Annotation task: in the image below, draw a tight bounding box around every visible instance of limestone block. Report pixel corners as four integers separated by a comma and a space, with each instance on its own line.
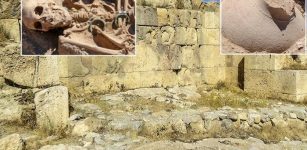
3, 55, 36, 87
199, 45, 225, 68
81, 71, 179, 94
296, 71, 307, 95
225, 66, 245, 88
244, 55, 289, 70
1, 44, 59, 87
204, 11, 220, 29
0, 98, 23, 123
140, 70, 178, 88
161, 26, 175, 45
136, 26, 159, 44
178, 68, 203, 86
186, 28, 198, 45
0, 19, 20, 42
201, 67, 226, 85
157, 8, 169, 26
0, 0, 20, 19
191, 0, 202, 9
175, 27, 197, 45
168, 9, 180, 27
176, 0, 192, 9
168, 44, 182, 70
0, 134, 24, 150
225, 56, 245, 67
244, 69, 276, 94
57, 57, 90, 78
34, 86, 69, 133
37, 57, 60, 87
273, 71, 297, 94
116, 43, 170, 73
244, 69, 307, 102
181, 46, 200, 69
178, 9, 190, 27
190, 10, 201, 28
198, 28, 220, 45
136, 6, 158, 26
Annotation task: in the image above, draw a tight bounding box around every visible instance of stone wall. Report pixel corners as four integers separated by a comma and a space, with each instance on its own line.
0, 19, 19, 42
0, 1, 306, 102
58, 5, 224, 93
244, 56, 307, 102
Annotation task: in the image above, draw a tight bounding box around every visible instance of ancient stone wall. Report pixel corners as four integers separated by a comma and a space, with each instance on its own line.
58, 4, 224, 93
244, 55, 307, 102
0, 0, 306, 102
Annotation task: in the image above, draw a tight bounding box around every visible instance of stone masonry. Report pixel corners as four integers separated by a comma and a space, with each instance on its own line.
0, 1, 306, 102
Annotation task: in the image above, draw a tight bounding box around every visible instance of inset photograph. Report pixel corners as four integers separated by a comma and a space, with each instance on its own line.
22, 0, 135, 55
221, 0, 305, 54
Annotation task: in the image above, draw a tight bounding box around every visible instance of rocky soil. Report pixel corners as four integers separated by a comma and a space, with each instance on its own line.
1, 77, 307, 150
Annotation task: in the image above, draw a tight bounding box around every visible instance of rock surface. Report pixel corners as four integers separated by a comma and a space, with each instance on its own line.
34, 86, 69, 133
0, 134, 24, 150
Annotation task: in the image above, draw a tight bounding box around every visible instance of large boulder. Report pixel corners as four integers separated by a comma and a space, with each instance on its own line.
34, 86, 69, 134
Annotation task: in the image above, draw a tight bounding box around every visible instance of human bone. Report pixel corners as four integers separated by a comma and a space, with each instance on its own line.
22, 0, 72, 31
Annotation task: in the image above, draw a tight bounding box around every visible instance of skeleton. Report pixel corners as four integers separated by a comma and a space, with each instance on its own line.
22, 0, 72, 31
59, 0, 135, 55
22, 0, 135, 55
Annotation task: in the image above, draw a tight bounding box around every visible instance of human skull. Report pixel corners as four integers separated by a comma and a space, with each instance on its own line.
23, 0, 72, 31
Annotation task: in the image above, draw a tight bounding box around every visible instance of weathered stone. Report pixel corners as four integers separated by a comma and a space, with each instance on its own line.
136, 6, 158, 26
198, 28, 220, 45
37, 57, 60, 86
108, 114, 143, 132
287, 119, 306, 130
250, 114, 261, 124
170, 118, 187, 134
175, 27, 197, 45
289, 113, 297, 119
161, 26, 175, 45
34, 86, 69, 133
157, 8, 168, 26
39, 144, 86, 150
296, 111, 306, 120
0, 98, 23, 123
238, 112, 248, 121
0, 19, 20, 42
83, 132, 104, 145
221, 119, 233, 129
271, 118, 288, 128
176, 0, 192, 9
2, 54, 59, 88
73, 103, 103, 117
178, 9, 190, 27
72, 117, 105, 136
0, 134, 24, 150
189, 118, 205, 133
167, 86, 201, 101
168, 9, 180, 26
219, 113, 228, 120
142, 116, 172, 137
204, 11, 220, 29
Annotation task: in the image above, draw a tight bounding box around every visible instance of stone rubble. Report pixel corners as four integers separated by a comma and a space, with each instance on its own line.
1, 86, 307, 149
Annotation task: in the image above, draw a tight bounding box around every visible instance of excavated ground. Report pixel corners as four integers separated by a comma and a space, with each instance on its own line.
1, 79, 307, 149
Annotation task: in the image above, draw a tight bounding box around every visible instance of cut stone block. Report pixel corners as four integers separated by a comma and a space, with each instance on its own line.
34, 86, 69, 133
